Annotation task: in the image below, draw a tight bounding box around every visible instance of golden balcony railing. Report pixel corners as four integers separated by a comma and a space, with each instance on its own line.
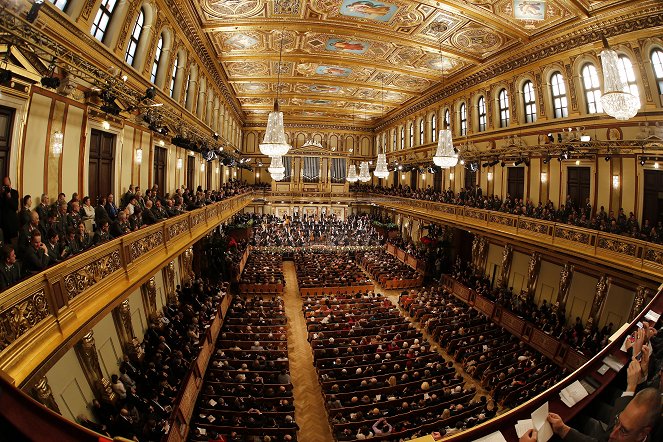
0, 192, 253, 385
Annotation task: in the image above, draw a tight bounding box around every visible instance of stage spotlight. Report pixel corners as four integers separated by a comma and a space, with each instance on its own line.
213, 132, 219, 140
640, 157, 647, 166
557, 134, 563, 143
0, 69, 12, 84
500, 161, 506, 167
27, 0, 44, 23
41, 75, 60, 89
542, 156, 550, 164
547, 133, 554, 143
604, 156, 611, 162
482, 162, 489, 168
514, 158, 523, 166
142, 86, 157, 101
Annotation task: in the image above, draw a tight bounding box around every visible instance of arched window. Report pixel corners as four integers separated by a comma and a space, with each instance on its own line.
392, 129, 396, 151
477, 96, 486, 132
151, 34, 164, 84
400, 126, 405, 149
617, 55, 639, 100
419, 119, 424, 145
581, 63, 603, 114
498, 88, 510, 127
409, 123, 414, 147
444, 109, 450, 128
431, 114, 437, 142
125, 8, 144, 66
170, 53, 180, 97
652, 49, 663, 95
50, 0, 68, 11
459, 103, 467, 136
91, 0, 118, 42
523, 81, 537, 123
550, 72, 568, 118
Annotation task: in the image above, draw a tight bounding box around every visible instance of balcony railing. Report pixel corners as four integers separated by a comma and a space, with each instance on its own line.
0, 192, 253, 385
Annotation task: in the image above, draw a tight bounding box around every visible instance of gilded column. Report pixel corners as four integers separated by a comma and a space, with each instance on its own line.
112, 300, 141, 357
75, 331, 115, 403
477, 236, 489, 275
141, 277, 158, 319
163, 261, 177, 305
526, 252, 542, 302
498, 244, 513, 288
181, 247, 194, 284
33, 376, 60, 414
556, 263, 574, 312
628, 286, 652, 322
586, 276, 611, 331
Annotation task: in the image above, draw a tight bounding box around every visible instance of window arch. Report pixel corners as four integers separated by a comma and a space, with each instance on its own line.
50, 0, 68, 11
522, 81, 537, 123
431, 114, 437, 142
400, 126, 405, 149
170, 52, 180, 97
151, 33, 164, 84
498, 88, 510, 127
125, 8, 144, 66
550, 71, 568, 118
409, 122, 414, 147
581, 63, 603, 114
617, 55, 640, 100
444, 109, 450, 128
91, 0, 117, 42
459, 103, 467, 136
419, 118, 424, 145
652, 48, 663, 95
477, 96, 486, 132
392, 129, 397, 151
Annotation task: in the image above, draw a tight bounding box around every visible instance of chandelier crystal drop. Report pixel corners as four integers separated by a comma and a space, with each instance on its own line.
268, 155, 285, 181
374, 153, 390, 179
433, 128, 457, 168
259, 100, 291, 157
347, 164, 359, 183
358, 161, 371, 182
599, 40, 640, 121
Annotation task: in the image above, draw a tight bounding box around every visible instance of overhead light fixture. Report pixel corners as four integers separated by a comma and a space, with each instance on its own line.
259, 28, 291, 158
268, 155, 285, 181
432, 48, 457, 169
347, 164, 359, 183
135, 147, 142, 164
358, 161, 371, 182
580, 135, 591, 142
51, 130, 63, 157
599, 36, 640, 120
374, 82, 390, 180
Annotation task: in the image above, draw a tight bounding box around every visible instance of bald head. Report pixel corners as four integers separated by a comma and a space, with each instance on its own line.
609, 388, 661, 442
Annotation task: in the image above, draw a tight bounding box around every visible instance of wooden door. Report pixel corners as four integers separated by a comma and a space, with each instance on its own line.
464, 169, 476, 190
153, 146, 167, 196
206, 162, 212, 190
643, 170, 663, 226
0, 105, 15, 179
507, 167, 524, 200
89, 129, 115, 202
566, 167, 590, 210
186, 156, 195, 190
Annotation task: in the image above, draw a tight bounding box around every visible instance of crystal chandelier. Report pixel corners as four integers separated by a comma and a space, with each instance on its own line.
373, 81, 390, 179
358, 161, 371, 182
347, 164, 359, 182
259, 28, 291, 157
268, 155, 285, 181
599, 37, 640, 121
432, 48, 457, 169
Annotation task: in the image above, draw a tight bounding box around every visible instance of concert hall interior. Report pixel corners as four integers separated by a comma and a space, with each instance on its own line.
0, 1, 663, 442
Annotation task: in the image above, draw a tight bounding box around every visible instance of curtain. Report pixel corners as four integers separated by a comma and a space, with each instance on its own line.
303, 157, 320, 183
283, 156, 292, 182
331, 158, 346, 183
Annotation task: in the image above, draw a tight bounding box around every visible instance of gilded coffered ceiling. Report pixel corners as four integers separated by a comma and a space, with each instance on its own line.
185, 0, 642, 125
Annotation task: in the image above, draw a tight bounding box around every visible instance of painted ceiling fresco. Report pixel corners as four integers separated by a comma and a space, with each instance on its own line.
189, 0, 610, 124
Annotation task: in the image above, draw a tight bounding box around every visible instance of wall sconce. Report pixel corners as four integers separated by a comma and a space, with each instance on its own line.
51, 131, 63, 157
655, 162, 660, 169
215, 166, 220, 174
200, 162, 205, 172
158, 139, 165, 147
612, 175, 620, 189
233, 170, 237, 177
401, 174, 405, 180
256, 172, 260, 178
135, 147, 142, 164
225, 168, 229, 175
449, 172, 454, 180
421, 174, 426, 180
540, 172, 547, 183
575, 159, 580, 165
176, 158, 183, 169
487, 172, 493, 181
101, 120, 110, 130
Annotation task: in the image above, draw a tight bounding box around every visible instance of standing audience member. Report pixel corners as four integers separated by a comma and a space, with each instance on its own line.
0, 177, 19, 247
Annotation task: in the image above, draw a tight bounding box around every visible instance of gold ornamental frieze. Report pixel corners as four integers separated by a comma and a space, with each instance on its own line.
129, 231, 165, 262
168, 219, 189, 239
0, 289, 50, 352
63, 250, 123, 300
597, 237, 638, 257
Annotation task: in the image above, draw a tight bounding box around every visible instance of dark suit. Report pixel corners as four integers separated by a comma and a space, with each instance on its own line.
0, 187, 19, 240
105, 202, 118, 221
0, 261, 22, 290
24, 245, 50, 273
565, 394, 632, 442
142, 208, 157, 225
